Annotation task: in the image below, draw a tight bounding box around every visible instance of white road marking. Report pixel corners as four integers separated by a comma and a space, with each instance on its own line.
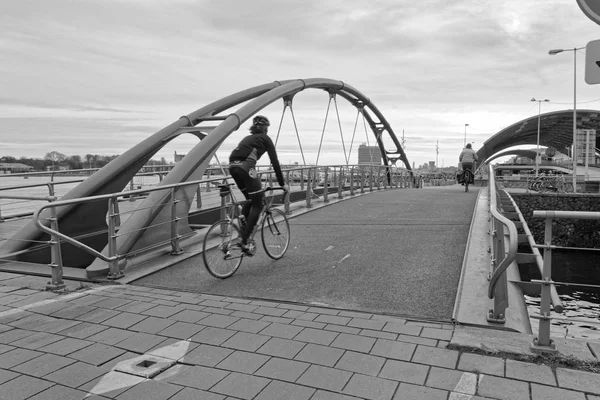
332, 254, 351, 269
325, 246, 334, 251
454, 372, 477, 394
0, 285, 111, 319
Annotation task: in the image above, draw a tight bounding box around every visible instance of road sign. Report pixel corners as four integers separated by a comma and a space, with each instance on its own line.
577, 0, 600, 26
585, 39, 600, 85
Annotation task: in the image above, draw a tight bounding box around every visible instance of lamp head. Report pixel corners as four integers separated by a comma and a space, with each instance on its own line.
548, 49, 564, 55
531, 98, 536, 102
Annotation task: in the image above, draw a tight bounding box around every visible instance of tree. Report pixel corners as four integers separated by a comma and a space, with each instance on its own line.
44, 151, 67, 170
84, 154, 94, 169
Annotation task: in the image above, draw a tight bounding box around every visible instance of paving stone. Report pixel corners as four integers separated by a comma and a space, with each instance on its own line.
170, 309, 210, 323
477, 374, 530, 400
259, 322, 303, 339
312, 390, 364, 400
0, 368, 19, 385
255, 357, 311, 382
292, 319, 326, 329
44, 361, 109, 388
101, 312, 148, 329
294, 343, 344, 367
227, 318, 271, 333
221, 331, 270, 352
306, 306, 339, 316
393, 382, 448, 400
34, 318, 81, 334
211, 371, 271, 399
325, 324, 361, 335
506, 359, 555, 385
0, 328, 36, 344
426, 367, 477, 393
197, 314, 239, 328
396, 333, 438, 347
76, 307, 121, 323
51, 304, 96, 319
78, 370, 145, 398
158, 321, 204, 339
128, 316, 175, 334
9, 314, 55, 329
342, 373, 398, 400
0, 374, 54, 400
189, 327, 235, 345
259, 315, 294, 324
37, 337, 94, 355
294, 327, 338, 345
99, 351, 139, 370
383, 321, 422, 336
255, 380, 315, 400
12, 352, 76, 377
335, 350, 386, 376
115, 332, 167, 353
87, 327, 136, 345
0, 347, 43, 368
28, 384, 88, 400
379, 359, 429, 385
168, 386, 226, 400
92, 297, 131, 310
457, 353, 505, 376
115, 301, 157, 314
411, 345, 459, 368
231, 311, 263, 320
67, 342, 126, 366
224, 303, 259, 313
530, 383, 586, 400
257, 337, 306, 359
116, 379, 183, 400
0, 343, 13, 354
57, 321, 109, 339
141, 305, 187, 318
216, 350, 270, 374
297, 364, 352, 392
556, 367, 600, 395
202, 306, 234, 316
10, 331, 64, 349
370, 338, 416, 361
314, 314, 352, 325
330, 332, 376, 353
421, 327, 454, 341
347, 317, 386, 331
165, 365, 229, 390
181, 344, 233, 367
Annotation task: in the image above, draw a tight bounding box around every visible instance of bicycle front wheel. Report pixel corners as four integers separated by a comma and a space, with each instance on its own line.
202, 220, 243, 279
261, 208, 290, 259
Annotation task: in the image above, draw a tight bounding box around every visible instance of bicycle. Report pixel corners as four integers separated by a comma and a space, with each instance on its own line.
202, 184, 290, 279
463, 168, 474, 192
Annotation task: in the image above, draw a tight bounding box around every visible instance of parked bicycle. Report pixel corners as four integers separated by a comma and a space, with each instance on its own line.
529, 174, 573, 193
202, 184, 290, 278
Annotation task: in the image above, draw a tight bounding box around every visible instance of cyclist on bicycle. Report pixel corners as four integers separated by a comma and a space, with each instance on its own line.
229, 115, 288, 253
459, 143, 478, 184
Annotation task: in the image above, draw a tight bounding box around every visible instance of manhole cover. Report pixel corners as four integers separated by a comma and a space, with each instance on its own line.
114, 355, 176, 378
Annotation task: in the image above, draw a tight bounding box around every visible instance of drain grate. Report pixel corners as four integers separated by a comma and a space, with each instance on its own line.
114, 355, 175, 379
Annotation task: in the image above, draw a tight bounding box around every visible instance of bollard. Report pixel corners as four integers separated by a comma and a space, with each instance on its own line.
107, 197, 124, 279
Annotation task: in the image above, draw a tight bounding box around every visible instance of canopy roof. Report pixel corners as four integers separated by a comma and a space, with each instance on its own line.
477, 109, 600, 164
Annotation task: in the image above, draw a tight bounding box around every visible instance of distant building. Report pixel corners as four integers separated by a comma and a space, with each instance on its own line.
358, 144, 381, 165
0, 163, 34, 174
174, 151, 186, 163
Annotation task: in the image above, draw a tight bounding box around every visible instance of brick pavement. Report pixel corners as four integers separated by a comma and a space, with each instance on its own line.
0, 273, 599, 400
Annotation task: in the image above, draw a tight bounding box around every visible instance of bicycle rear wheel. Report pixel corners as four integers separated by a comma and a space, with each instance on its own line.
261, 208, 290, 259
202, 220, 243, 279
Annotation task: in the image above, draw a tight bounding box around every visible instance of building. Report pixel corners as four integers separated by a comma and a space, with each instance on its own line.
358, 144, 381, 165
174, 151, 186, 163
0, 163, 34, 174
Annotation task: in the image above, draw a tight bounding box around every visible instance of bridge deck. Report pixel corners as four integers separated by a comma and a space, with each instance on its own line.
133, 185, 480, 321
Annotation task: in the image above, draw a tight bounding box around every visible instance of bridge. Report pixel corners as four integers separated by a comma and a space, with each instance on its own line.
0, 78, 599, 360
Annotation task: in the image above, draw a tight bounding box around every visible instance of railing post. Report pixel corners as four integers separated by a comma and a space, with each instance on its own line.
170, 188, 183, 255
107, 197, 123, 279
338, 168, 344, 199
376, 166, 382, 190
285, 170, 291, 215
196, 184, 202, 209
369, 166, 374, 192
360, 167, 365, 193
306, 169, 313, 208
46, 198, 66, 292
300, 169, 305, 191
350, 167, 355, 196
129, 180, 135, 202
531, 216, 558, 353
487, 220, 507, 324
323, 169, 329, 203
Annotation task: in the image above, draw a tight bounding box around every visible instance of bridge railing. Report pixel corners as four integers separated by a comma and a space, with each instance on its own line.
20, 164, 411, 287
486, 164, 519, 324
529, 210, 600, 352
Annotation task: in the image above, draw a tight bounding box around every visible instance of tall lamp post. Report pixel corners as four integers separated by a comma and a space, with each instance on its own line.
549, 46, 584, 193
531, 98, 549, 177
463, 123, 469, 148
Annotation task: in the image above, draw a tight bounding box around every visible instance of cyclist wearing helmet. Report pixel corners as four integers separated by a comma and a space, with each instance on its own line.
229, 115, 288, 253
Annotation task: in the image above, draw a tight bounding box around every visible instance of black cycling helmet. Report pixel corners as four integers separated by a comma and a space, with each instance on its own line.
252, 115, 270, 126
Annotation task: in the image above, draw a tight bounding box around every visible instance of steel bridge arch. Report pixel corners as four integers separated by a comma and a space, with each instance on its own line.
2, 78, 411, 278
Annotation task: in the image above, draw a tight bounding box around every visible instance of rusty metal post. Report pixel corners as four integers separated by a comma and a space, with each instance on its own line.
196, 184, 202, 209
46, 198, 65, 291
285, 170, 291, 215
170, 188, 183, 255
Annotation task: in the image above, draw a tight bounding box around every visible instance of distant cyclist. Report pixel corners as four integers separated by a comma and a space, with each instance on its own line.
229, 115, 288, 253
459, 143, 478, 185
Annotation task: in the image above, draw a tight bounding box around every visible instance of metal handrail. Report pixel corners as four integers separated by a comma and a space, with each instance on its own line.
487, 164, 519, 322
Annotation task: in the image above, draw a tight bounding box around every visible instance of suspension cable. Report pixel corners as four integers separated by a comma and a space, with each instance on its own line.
362, 109, 374, 164
315, 94, 333, 165
332, 95, 349, 165
274, 102, 288, 147
347, 108, 361, 164
289, 105, 306, 165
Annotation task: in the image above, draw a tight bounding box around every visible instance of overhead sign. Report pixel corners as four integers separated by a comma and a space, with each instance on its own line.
577, 0, 600, 26
585, 39, 600, 85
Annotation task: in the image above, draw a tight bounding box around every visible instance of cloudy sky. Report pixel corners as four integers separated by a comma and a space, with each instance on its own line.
1, 0, 599, 168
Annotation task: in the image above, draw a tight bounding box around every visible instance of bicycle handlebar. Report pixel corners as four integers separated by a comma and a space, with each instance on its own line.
249, 186, 288, 196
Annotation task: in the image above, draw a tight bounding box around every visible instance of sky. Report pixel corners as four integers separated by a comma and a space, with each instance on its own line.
1, 0, 600, 168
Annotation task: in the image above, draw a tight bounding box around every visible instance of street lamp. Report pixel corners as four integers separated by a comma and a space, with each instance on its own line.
531, 98, 549, 177
463, 123, 469, 147
549, 46, 585, 193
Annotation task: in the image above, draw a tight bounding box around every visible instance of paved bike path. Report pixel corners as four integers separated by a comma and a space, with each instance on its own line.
134, 185, 480, 321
